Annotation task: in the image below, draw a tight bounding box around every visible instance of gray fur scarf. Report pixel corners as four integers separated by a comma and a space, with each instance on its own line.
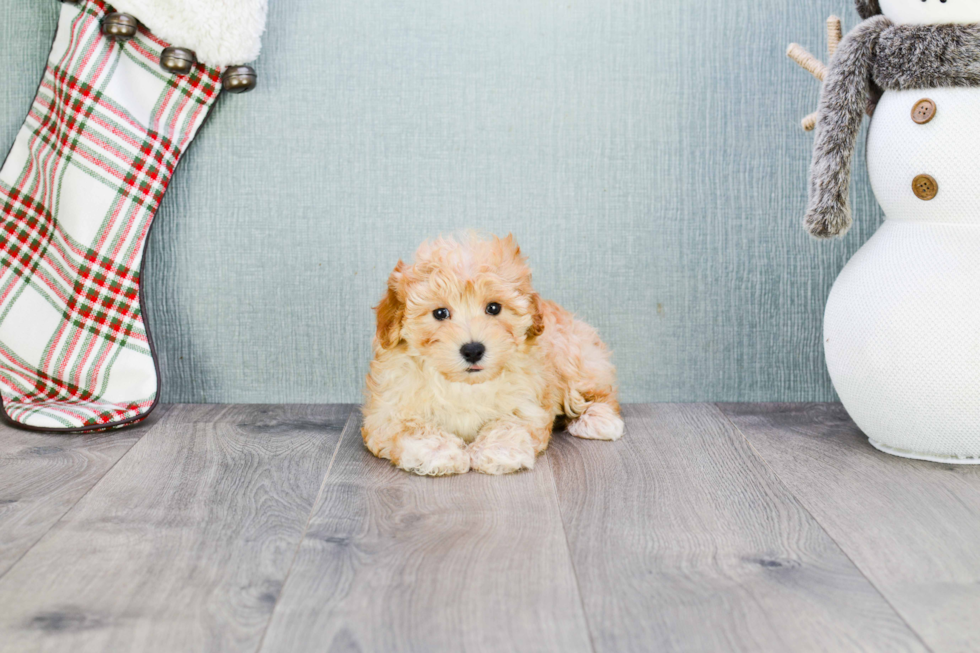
805, 18, 980, 238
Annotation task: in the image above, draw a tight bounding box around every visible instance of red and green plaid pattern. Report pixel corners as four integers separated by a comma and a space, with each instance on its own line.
0, 0, 222, 430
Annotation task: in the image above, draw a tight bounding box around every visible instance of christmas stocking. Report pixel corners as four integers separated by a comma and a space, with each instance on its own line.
0, 0, 266, 431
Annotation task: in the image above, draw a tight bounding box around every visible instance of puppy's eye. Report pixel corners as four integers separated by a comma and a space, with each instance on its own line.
485, 302, 502, 316
433, 308, 451, 321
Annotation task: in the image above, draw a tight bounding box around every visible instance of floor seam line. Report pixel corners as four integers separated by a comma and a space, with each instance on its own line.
252, 405, 358, 653
712, 403, 936, 653
546, 446, 599, 653
0, 405, 168, 583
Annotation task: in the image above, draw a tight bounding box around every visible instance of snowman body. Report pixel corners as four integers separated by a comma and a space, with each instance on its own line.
824, 83, 980, 460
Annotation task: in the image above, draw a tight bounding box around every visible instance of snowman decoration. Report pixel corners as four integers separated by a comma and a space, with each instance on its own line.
791, 0, 980, 462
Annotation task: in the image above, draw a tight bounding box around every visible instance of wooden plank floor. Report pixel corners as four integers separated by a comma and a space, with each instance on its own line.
0, 407, 168, 578
720, 404, 980, 653
0, 403, 974, 652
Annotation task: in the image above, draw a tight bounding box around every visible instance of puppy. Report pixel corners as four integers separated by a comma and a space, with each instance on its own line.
362, 234, 624, 475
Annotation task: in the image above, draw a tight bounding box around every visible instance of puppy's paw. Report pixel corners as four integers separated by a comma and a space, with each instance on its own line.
397, 435, 470, 476
469, 429, 536, 475
568, 403, 625, 441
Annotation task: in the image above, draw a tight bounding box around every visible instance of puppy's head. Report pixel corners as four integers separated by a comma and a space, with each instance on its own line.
374, 234, 544, 384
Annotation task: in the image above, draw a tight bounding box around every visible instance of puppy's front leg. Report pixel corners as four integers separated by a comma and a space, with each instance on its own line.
363, 419, 470, 476
468, 412, 553, 475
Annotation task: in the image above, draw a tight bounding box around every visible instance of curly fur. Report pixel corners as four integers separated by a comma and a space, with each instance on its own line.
362, 234, 624, 476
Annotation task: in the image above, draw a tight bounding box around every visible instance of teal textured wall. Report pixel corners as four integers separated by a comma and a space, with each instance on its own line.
0, 0, 883, 403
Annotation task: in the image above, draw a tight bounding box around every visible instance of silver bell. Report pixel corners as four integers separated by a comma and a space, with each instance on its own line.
102, 13, 139, 41
160, 47, 198, 75
221, 65, 257, 94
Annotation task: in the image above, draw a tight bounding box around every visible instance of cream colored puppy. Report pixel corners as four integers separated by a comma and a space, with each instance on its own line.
362, 234, 624, 475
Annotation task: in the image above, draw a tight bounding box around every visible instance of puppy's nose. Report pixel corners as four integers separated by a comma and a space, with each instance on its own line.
460, 342, 486, 364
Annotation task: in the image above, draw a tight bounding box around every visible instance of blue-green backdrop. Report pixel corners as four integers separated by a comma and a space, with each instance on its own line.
0, 0, 883, 403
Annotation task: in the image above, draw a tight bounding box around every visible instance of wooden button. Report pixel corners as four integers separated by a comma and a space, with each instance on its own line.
912, 174, 938, 201
911, 99, 936, 124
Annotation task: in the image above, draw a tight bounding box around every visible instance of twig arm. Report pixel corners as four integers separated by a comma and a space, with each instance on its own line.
787, 43, 827, 81
827, 16, 842, 57
802, 111, 819, 132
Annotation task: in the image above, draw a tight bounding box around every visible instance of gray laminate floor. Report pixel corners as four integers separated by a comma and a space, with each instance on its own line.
0, 404, 977, 653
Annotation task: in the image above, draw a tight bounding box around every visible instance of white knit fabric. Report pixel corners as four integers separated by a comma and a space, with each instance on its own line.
827, 87, 980, 462
879, 0, 980, 25
825, 0, 980, 463
825, 219, 980, 462
867, 89, 980, 224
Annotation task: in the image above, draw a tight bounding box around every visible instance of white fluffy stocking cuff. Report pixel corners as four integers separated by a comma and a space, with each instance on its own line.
104, 0, 268, 66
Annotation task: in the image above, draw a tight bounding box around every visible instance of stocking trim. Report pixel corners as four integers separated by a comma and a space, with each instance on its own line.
103, 0, 268, 67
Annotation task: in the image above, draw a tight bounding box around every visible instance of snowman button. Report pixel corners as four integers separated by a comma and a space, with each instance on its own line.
911, 99, 936, 124
912, 174, 939, 201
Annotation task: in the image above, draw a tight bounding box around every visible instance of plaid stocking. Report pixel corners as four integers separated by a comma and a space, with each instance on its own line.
0, 0, 223, 431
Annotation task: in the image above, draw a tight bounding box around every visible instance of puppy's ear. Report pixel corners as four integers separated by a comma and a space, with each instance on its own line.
527, 293, 545, 338
375, 261, 406, 349
498, 233, 522, 263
